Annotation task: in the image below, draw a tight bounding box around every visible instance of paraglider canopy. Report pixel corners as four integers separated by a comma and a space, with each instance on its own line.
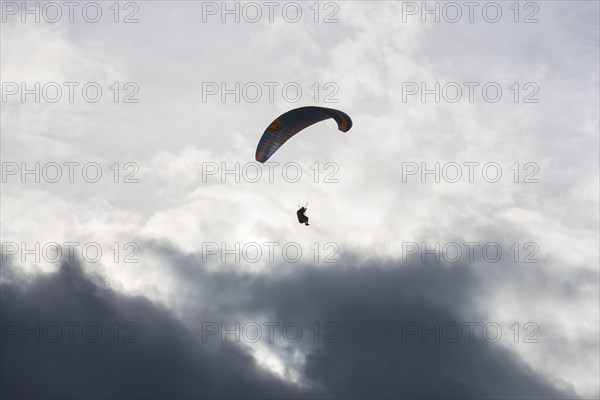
255, 106, 352, 163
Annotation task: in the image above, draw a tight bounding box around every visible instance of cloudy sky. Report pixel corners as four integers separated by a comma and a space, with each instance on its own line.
1, 1, 599, 398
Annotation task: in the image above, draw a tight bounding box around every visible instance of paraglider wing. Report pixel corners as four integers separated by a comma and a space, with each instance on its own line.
255, 106, 352, 163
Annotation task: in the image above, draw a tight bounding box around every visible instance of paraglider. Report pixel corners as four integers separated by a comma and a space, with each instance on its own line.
255, 106, 352, 227
297, 203, 309, 226
255, 106, 352, 163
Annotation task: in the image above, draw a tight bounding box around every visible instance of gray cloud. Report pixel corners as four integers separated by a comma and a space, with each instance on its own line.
1, 248, 579, 399
0, 258, 307, 399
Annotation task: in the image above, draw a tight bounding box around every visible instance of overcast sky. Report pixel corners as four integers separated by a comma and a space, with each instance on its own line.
1, 1, 599, 399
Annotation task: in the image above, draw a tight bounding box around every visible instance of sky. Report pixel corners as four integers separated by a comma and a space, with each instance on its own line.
1, 1, 599, 399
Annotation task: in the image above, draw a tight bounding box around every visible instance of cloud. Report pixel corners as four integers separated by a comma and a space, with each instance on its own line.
1, 250, 580, 399
1, 1, 598, 398
0, 258, 308, 399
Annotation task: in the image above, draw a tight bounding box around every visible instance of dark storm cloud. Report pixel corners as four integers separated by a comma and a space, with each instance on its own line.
0, 259, 307, 399
238, 263, 574, 399
1, 248, 578, 399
